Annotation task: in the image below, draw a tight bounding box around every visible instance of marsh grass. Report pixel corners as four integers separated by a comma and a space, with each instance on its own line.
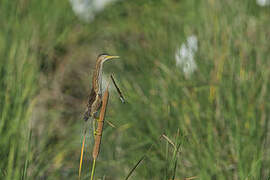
0, 0, 74, 179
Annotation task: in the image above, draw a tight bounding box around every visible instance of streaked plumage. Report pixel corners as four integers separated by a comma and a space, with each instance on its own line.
79, 54, 119, 178
83, 54, 119, 121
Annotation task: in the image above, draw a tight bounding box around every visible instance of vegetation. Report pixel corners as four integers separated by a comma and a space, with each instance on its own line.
0, 0, 269, 179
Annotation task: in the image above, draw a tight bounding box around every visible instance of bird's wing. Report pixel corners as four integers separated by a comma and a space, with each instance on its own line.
83, 88, 96, 121
87, 87, 97, 109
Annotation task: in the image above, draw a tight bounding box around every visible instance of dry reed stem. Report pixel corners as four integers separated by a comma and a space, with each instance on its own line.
90, 85, 109, 180
92, 85, 109, 160
161, 134, 175, 148
125, 155, 146, 180
110, 74, 125, 103
106, 119, 116, 128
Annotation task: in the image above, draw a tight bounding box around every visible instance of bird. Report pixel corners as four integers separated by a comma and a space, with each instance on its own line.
83, 54, 120, 122
79, 54, 119, 178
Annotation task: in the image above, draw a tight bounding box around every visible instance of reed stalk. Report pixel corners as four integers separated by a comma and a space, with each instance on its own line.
78, 129, 86, 179
90, 85, 110, 180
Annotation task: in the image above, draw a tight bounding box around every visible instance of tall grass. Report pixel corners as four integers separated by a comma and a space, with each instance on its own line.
0, 1, 38, 179
0, 0, 74, 179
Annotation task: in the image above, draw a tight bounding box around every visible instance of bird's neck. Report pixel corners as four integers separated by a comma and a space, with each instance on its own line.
93, 61, 104, 95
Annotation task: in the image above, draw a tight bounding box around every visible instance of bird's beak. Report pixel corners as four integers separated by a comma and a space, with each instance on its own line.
105, 55, 120, 60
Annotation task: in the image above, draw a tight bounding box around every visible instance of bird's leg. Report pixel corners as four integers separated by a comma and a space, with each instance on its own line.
93, 118, 97, 138
93, 113, 100, 137
93, 121, 105, 136
94, 116, 105, 137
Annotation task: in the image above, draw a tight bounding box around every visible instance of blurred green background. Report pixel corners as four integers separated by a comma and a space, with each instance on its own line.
0, 0, 270, 179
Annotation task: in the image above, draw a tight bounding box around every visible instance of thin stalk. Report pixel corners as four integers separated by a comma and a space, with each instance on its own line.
110, 74, 125, 103
125, 144, 154, 180
90, 159, 96, 180
125, 155, 146, 180
79, 129, 87, 179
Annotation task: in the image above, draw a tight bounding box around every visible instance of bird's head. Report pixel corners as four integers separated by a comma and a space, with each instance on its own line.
97, 53, 120, 64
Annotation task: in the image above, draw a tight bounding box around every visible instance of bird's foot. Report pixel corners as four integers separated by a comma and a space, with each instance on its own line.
96, 119, 104, 123
94, 130, 102, 136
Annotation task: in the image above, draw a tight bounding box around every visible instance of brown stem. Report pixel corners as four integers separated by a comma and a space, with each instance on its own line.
92, 86, 109, 160
110, 74, 125, 103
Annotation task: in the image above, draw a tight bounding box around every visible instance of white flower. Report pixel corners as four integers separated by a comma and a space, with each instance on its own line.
256, 0, 270, 6
69, 0, 119, 22
187, 35, 198, 52
175, 35, 198, 77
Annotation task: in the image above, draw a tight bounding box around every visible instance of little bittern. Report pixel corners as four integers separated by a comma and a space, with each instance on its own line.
79, 54, 120, 178
83, 54, 119, 121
